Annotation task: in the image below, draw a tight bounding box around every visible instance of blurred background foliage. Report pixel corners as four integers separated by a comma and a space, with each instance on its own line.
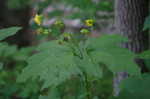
7, 0, 31, 9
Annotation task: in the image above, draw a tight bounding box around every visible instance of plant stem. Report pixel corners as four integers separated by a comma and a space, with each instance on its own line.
83, 72, 91, 99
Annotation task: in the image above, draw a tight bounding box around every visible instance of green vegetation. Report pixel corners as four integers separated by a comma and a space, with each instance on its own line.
0, 0, 150, 99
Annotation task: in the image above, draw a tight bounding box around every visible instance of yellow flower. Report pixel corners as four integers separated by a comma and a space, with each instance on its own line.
80, 28, 90, 35
85, 19, 94, 27
34, 14, 43, 25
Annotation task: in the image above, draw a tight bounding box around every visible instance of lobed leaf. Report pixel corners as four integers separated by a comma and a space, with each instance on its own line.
137, 50, 150, 59
17, 41, 81, 89
87, 34, 140, 75
113, 74, 150, 99
0, 27, 21, 41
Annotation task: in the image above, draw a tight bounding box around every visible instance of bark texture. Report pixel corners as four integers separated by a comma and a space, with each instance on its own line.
114, 0, 149, 95
0, 0, 33, 47
115, 0, 149, 72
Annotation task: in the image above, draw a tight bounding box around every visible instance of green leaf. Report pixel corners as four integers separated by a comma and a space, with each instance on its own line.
39, 88, 61, 99
87, 34, 128, 50
39, 87, 60, 99
39, 95, 49, 99
116, 74, 150, 99
0, 27, 21, 41
88, 34, 140, 75
13, 46, 35, 61
17, 41, 81, 89
0, 43, 17, 57
110, 91, 141, 99
143, 15, 150, 30
0, 62, 3, 70
90, 49, 140, 75
137, 50, 150, 59
75, 42, 102, 79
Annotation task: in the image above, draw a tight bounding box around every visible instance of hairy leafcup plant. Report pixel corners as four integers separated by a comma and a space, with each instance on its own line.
16, 16, 143, 99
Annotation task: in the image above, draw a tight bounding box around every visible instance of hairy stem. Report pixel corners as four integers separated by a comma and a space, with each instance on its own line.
83, 72, 91, 99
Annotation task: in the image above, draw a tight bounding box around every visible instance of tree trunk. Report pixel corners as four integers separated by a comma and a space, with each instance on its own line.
115, 0, 149, 72
0, 0, 33, 47
114, 0, 149, 95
